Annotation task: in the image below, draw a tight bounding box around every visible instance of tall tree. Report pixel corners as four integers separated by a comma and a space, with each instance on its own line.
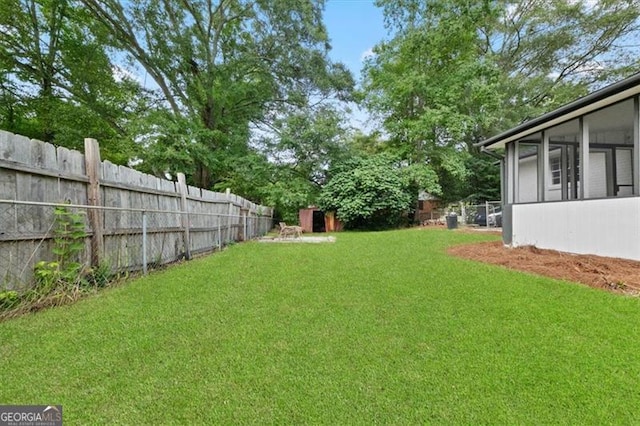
81, 0, 353, 188
212, 105, 352, 221
0, 0, 139, 162
363, 0, 501, 202
260, 105, 351, 187
483, 0, 640, 129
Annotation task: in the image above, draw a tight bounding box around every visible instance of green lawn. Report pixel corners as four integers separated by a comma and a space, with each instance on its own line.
2, 229, 640, 424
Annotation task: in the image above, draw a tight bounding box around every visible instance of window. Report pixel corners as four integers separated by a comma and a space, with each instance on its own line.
550, 156, 561, 185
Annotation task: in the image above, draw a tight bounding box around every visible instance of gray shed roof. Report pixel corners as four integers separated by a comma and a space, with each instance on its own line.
477, 72, 640, 150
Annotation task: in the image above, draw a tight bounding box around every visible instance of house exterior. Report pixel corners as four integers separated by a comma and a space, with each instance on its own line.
478, 72, 640, 261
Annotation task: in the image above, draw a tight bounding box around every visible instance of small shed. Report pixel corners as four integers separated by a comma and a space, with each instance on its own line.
416, 191, 442, 222
299, 208, 343, 233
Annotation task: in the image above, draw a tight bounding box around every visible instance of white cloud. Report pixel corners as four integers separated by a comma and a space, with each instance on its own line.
360, 47, 374, 61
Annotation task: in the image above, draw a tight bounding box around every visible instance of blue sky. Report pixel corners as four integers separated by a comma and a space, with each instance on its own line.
323, 1, 388, 131
323, 0, 387, 79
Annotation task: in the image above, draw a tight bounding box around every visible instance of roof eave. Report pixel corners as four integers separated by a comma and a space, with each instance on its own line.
477, 73, 640, 150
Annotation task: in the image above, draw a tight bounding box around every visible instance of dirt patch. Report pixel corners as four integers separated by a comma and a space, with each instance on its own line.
258, 236, 336, 243
448, 240, 640, 296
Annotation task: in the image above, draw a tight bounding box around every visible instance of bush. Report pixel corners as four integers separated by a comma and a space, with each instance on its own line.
318, 155, 421, 230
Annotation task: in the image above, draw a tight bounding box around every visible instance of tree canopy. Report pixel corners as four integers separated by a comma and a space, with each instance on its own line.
0, 0, 140, 162
1, 0, 639, 224
80, 0, 354, 188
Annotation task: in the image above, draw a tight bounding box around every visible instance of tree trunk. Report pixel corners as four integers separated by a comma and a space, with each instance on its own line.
40, 78, 55, 143
194, 161, 211, 189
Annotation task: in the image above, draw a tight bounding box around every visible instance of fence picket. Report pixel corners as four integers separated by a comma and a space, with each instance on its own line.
0, 132, 272, 290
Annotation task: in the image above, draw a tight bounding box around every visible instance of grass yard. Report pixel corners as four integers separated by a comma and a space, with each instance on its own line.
2, 228, 640, 424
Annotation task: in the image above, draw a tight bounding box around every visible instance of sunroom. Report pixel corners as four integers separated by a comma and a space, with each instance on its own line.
478, 73, 640, 261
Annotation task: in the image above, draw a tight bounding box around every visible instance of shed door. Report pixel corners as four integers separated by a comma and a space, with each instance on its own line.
312, 211, 326, 232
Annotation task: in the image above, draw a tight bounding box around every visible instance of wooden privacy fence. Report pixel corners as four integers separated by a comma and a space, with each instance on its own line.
0, 131, 273, 290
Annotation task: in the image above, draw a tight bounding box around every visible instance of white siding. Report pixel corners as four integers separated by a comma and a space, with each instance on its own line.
512, 198, 640, 260
616, 148, 633, 196
546, 153, 562, 201
517, 155, 538, 203
589, 152, 607, 198
546, 188, 562, 201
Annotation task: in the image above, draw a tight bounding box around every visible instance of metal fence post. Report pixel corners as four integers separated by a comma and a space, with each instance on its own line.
243, 212, 247, 241
226, 188, 232, 244
177, 173, 191, 260
485, 201, 490, 229
142, 210, 148, 275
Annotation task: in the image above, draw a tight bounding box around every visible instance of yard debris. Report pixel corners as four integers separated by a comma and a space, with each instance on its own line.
448, 241, 640, 296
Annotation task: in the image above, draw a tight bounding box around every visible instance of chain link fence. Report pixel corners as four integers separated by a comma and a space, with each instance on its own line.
0, 200, 274, 291
446, 201, 503, 228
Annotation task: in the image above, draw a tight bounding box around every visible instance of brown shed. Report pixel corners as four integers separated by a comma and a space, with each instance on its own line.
299, 208, 343, 233
416, 192, 443, 223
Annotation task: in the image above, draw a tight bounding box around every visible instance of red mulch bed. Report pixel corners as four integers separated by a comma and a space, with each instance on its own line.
447, 239, 640, 296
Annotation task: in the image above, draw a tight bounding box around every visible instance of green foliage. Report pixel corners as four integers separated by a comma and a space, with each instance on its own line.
0, 290, 19, 310
463, 150, 502, 202
1, 0, 355, 197
86, 261, 112, 289
264, 106, 351, 187
0, 206, 95, 314
363, 1, 502, 201
33, 261, 63, 295
212, 152, 317, 223
81, 0, 353, 188
0, 0, 138, 162
33, 206, 87, 294
213, 105, 352, 221
486, 0, 640, 124
319, 155, 438, 229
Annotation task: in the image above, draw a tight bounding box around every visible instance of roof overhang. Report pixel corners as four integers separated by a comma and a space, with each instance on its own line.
477, 73, 640, 150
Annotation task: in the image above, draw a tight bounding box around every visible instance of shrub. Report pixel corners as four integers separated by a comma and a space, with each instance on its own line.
33, 206, 87, 295
318, 155, 423, 230
0, 290, 19, 310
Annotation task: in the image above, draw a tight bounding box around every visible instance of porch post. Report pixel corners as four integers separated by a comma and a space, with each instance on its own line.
506, 142, 515, 204
539, 131, 549, 202
579, 116, 590, 199
513, 141, 519, 203
503, 143, 515, 246
633, 96, 640, 196
500, 158, 506, 205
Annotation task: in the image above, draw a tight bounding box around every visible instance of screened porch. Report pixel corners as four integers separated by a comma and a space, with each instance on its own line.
479, 73, 640, 260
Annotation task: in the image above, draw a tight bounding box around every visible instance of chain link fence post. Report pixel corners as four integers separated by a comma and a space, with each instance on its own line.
142, 210, 148, 275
